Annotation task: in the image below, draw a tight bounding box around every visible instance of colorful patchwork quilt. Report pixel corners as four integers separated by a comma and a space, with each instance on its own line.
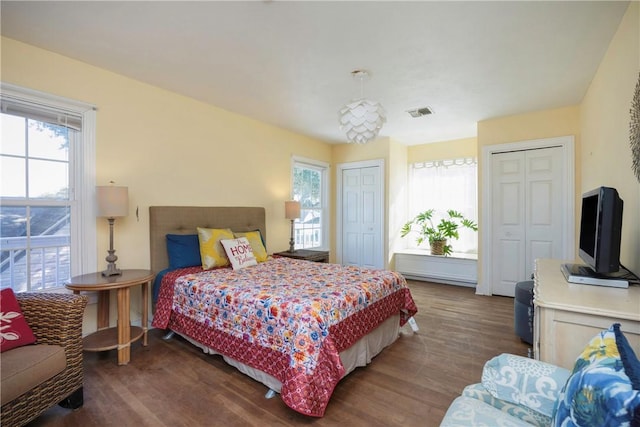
152, 257, 417, 417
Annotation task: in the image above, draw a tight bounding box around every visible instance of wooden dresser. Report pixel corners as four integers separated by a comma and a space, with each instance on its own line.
533, 258, 640, 370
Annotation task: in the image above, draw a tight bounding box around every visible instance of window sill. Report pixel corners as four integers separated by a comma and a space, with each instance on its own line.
395, 248, 477, 260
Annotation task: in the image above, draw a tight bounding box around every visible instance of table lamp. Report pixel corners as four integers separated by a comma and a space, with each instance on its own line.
96, 185, 128, 276
285, 200, 300, 253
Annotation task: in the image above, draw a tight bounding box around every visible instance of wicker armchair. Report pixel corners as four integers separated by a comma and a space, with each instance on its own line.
1, 292, 88, 427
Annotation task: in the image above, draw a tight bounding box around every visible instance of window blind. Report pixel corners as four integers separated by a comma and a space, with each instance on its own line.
1, 97, 82, 130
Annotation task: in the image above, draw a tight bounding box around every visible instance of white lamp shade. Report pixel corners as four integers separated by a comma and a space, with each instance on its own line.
285, 200, 301, 220
96, 186, 129, 218
338, 98, 386, 144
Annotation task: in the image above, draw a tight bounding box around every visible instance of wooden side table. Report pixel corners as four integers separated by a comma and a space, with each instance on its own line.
65, 269, 154, 365
274, 249, 330, 263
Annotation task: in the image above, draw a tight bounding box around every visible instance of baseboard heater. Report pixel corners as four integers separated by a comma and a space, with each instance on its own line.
395, 250, 478, 287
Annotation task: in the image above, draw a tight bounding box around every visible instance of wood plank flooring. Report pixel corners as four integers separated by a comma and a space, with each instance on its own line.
27, 280, 529, 427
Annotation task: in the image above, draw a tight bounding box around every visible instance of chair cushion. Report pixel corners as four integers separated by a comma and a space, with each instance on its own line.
440, 395, 533, 427
0, 344, 66, 405
463, 383, 550, 427
552, 323, 640, 426
481, 353, 570, 418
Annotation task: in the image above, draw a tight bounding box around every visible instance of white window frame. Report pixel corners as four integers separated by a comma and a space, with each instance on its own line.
291, 155, 329, 251
407, 157, 478, 254
1, 82, 96, 290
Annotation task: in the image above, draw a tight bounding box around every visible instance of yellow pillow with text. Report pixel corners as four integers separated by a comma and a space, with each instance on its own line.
234, 230, 268, 262
197, 227, 234, 269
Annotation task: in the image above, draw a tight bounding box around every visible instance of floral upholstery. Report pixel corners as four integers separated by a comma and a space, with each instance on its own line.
482, 354, 570, 419
462, 384, 551, 427
441, 355, 570, 427
441, 395, 533, 427
552, 324, 640, 426
440, 324, 640, 427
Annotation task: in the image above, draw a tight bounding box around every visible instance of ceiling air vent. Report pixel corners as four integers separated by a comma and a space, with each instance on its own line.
407, 106, 434, 118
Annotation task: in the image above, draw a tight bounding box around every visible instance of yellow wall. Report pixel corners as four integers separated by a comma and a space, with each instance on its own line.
408, 137, 477, 163
580, 1, 640, 274
1, 37, 331, 333
388, 139, 408, 269
477, 106, 581, 147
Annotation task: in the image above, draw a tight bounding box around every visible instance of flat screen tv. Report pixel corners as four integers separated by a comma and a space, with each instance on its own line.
578, 186, 624, 274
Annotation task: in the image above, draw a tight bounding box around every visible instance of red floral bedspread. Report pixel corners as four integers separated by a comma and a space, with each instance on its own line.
152, 257, 417, 417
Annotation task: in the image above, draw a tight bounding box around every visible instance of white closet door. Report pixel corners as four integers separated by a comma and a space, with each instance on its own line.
491, 146, 564, 296
341, 166, 383, 269
525, 147, 564, 278
491, 151, 527, 297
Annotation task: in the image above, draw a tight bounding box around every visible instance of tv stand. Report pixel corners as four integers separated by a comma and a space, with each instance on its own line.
561, 263, 629, 288
534, 259, 640, 370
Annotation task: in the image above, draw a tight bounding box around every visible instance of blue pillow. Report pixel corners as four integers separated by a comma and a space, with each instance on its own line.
166, 234, 201, 269
614, 323, 640, 389
553, 324, 640, 426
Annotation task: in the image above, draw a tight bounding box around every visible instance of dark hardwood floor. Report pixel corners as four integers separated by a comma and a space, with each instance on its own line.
27, 280, 529, 427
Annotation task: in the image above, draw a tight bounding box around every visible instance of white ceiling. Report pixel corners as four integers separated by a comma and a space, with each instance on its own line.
0, 1, 630, 145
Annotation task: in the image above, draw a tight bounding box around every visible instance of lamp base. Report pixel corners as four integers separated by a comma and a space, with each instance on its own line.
289, 219, 296, 252
102, 218, 122, 277
102, 263, 122, 277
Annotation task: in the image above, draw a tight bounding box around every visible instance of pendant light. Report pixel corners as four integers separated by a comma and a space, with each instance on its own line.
338, 70, 386, 144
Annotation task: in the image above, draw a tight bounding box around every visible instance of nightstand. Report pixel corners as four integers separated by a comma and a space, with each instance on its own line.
274, 249, 330, 263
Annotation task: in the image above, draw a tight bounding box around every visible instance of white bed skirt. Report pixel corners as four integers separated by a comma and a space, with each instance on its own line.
178, 313, 401, 393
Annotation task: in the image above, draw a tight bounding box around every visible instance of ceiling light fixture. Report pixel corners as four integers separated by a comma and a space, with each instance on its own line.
338, 70, 386, 144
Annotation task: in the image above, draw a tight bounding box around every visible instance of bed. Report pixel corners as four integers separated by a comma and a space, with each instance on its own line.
149, 206, 418, 417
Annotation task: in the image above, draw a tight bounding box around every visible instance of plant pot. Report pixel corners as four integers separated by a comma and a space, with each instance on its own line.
430, 239, 447, 256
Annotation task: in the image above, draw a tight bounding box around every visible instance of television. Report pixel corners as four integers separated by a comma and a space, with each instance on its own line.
578, 186, 624, 274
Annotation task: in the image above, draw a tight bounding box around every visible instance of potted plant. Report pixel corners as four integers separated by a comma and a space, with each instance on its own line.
401, 209, 478, 256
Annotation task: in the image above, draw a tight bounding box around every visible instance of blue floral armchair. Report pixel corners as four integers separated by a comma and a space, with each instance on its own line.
440, 324, 640, 427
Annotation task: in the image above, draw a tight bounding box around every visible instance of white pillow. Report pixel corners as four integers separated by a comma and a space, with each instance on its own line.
220, 237, 258, 270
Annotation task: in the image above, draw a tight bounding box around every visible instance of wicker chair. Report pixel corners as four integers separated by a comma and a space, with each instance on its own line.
1, 292, 88, 427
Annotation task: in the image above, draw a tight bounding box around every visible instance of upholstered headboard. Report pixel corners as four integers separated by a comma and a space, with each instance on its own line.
149, 206, 266, 274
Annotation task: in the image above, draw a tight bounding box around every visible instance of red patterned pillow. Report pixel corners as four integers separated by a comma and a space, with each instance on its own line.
0, 288, 36, 352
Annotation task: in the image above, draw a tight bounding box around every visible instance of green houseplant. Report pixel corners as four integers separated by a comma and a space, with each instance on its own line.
401, 209, 478, 256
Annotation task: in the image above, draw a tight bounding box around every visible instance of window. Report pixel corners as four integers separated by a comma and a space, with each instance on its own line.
408, 157, 478, 254
1, 83, 96, 291
291, 157, 328, 250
